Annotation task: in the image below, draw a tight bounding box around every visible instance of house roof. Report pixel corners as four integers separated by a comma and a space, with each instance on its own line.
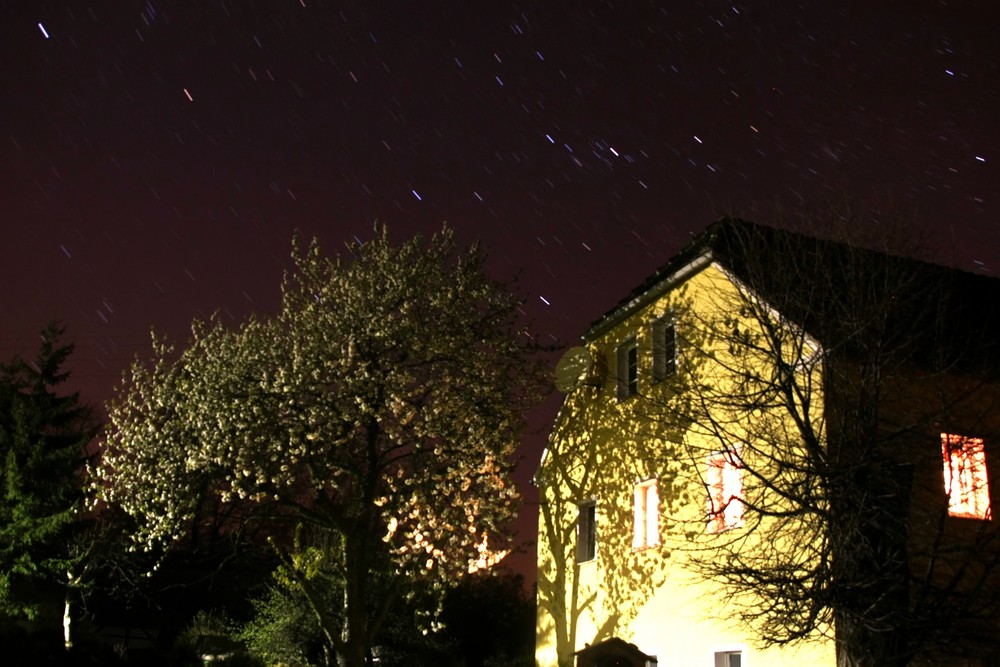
586, 218, 1000, 377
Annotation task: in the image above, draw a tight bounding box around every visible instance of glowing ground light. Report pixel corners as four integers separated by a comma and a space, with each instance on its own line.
38, 22, 50, 39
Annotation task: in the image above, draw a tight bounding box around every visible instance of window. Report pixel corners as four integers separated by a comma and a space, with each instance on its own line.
633, 479, 659, 550
942, 433, 992, 520
714, 651, 742, 667
577, 500, 597, 562
707, 449, 744, 533
616, 338, 638, 400
652, 317, 677, 382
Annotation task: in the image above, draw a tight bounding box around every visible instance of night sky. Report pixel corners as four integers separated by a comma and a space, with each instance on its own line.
3, 1, 998, 578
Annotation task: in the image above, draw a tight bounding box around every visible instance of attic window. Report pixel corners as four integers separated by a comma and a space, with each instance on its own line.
652, 317, 677, 382
707, 449, 744, 533
941, 433, 991, 520
616, 338, 638, 400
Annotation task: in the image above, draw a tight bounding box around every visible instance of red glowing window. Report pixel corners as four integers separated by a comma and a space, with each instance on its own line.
633, 479, 659, 550
942, 433, 991, 520
707, 450, 744, 533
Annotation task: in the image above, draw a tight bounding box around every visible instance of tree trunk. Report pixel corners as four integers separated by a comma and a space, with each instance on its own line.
825, 357, 918, 667
829, 450, 915, 667
337, 529, 370, 667
64, 568, 80, 651
835, 613, 910, 667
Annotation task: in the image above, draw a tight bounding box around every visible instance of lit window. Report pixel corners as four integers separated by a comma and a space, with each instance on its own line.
577, 500, 597, 562
714, 651, 742, 667
941, 433, 991, 520
616, 338, 638, 400
633, 479, 659, 550
707, 449, 744, 533
652, 317, 677, 382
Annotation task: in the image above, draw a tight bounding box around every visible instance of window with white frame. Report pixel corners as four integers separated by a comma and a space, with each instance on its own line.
941, 433, 992, 520
577, 500, 597, 562
707, 449, 744, 533
652, 316, 677, 382
632, 478, 659, 550
714, 650, 742, 667
616, 338, 638, 400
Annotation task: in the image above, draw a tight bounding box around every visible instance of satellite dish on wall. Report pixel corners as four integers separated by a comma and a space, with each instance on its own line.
555, 346, 603, 393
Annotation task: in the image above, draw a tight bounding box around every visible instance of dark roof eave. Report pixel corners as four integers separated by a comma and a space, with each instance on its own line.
584, 249, 713, 341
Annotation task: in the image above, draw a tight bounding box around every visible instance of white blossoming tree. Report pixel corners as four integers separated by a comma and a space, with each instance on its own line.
92, 225, 547, 667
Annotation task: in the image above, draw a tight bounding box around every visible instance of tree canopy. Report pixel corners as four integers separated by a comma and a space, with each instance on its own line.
92, 225, 548, 666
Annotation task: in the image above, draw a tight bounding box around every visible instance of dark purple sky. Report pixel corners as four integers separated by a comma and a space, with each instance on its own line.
3, 0, 998, 577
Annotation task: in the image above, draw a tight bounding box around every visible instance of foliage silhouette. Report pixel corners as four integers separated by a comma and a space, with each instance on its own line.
0, 323, 99, 648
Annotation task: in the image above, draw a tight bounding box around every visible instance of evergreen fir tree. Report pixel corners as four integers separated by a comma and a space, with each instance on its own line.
0, 323, 98, 622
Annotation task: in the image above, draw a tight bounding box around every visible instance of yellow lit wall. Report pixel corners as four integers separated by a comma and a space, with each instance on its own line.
536, 258, 835, 667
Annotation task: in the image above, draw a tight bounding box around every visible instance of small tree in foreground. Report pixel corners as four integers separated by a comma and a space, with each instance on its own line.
0, 323, 99, 647
93, 225, 548, 667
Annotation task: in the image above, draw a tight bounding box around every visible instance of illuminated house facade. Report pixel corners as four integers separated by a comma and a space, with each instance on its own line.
535, 219, 1000, 667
